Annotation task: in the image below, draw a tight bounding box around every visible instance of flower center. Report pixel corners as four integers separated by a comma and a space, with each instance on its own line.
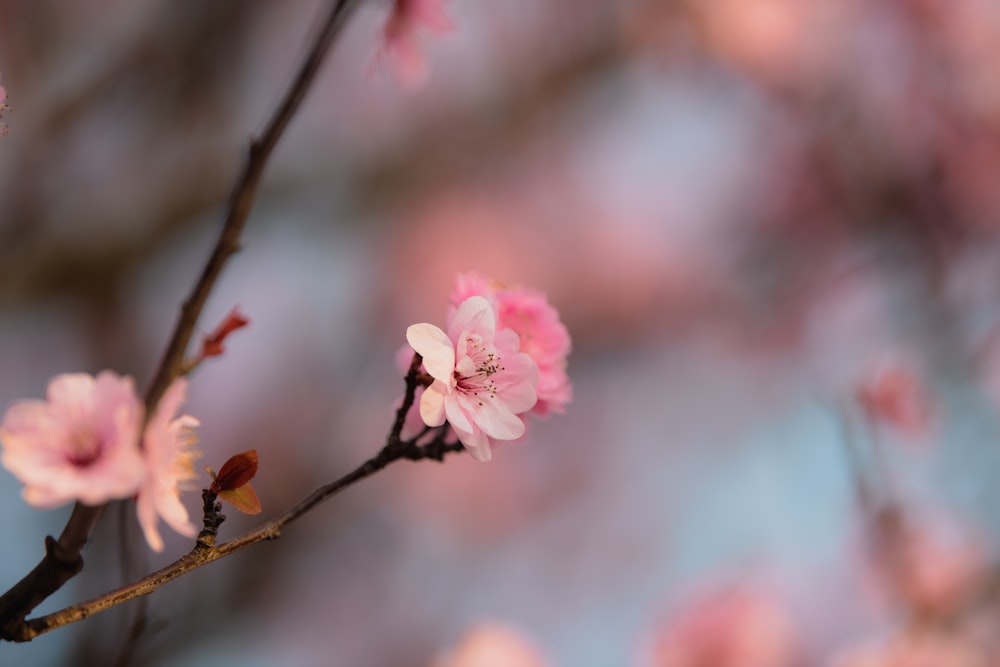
454, 334, 504, 405
66, 429, 103, 467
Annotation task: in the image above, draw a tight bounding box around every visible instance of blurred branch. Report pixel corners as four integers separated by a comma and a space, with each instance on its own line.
0, 0, 361, 641
16, 356, 464, 642
143, 0, 359, 414
0, 1, 259, 303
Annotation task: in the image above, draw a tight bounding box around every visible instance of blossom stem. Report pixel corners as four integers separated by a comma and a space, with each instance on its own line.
387, 353, 430, 445
16, 415, 463, 641
4, 333, 458, 641
0, 0, 361, 640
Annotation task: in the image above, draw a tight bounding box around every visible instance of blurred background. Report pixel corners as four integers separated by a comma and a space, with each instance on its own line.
3, 0, 1000, 665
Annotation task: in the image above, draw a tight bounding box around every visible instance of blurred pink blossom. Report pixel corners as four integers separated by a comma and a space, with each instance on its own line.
136, 378, 200, 552
451, 273, 571, 415
693, 0, 856, 87
645, 586, 799, 667
431, 622, 549, 667
892, 522, 986, 618
375, 0, 453, 89
829, 632, 988, 667
406, 295, 538, 462
0, 371, 146, 508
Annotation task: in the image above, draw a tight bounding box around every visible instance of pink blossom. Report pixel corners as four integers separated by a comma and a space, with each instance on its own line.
645, 586, 798, 667
891, 521, 986, 617
431, 622, 549, 667
375, 0, 453, 89
406, 295, 538, 462
829, 632, 988, 667
451, 273, 572, 415
136, 378, 199, 552
0, 371, 146, 508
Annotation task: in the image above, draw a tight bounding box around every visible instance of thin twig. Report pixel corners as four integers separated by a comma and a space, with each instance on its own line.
0, 0, 360, 640
19, 400, 464, 640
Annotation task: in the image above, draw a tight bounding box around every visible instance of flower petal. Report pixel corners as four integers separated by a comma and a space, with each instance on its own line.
454, 424, 492, 462
444, 394, 474, 434
406, 323, 454, 383
137, 492, 164, 553
448, 296, 496, 342
419, 382, 448, 427
457, 393, 525, 441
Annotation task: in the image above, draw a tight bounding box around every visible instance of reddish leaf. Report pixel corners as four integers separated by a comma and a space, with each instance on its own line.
219, 484, 262, 515
857, 365, 931, 435
211, 449, 259, 492
201, 307, 250, 358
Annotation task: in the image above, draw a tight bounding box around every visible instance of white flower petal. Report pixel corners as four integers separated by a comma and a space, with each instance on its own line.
406, 323, 455, 382
454, 425, 492, 462
137, 492, 164, 553
419, 383, 448, 427
158, 492, 196, 539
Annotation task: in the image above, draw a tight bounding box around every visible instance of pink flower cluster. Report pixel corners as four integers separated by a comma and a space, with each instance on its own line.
0, 372, 199, 552
375, 0, 453, 88
406, 274, 571, 462
645, 586, 799, 667
450, 273, 572, 417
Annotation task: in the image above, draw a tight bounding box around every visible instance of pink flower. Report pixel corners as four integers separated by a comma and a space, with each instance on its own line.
375, 0, 453, 88
830, 632, 988, 667
136, 378, 199, 552
451, 273, 572, 415
0, 372, 146, 508
889, 521, 985, 617
406, 296, 538, 462
432, 622, 550, 667
645, 586, 798, 667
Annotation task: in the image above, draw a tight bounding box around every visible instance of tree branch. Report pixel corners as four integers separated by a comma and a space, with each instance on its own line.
0, 0, 361, 639
15, 361, 464, 642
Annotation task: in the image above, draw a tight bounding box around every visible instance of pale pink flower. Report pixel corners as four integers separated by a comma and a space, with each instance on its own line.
406, 296, 538, 462
891, 521, 986, 617
645, 586, 798, 667
829, 632, 988, 667
136, 378, 199, 552
0, 371, 146, 507
431, 622, 549, 667
375, 0, 453, 88
451, 273, 572, 415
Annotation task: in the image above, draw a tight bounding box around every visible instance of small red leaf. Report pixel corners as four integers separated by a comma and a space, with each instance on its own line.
201, 307, 250, 359
211, 449, 259, 492
219, 484, 262, 515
